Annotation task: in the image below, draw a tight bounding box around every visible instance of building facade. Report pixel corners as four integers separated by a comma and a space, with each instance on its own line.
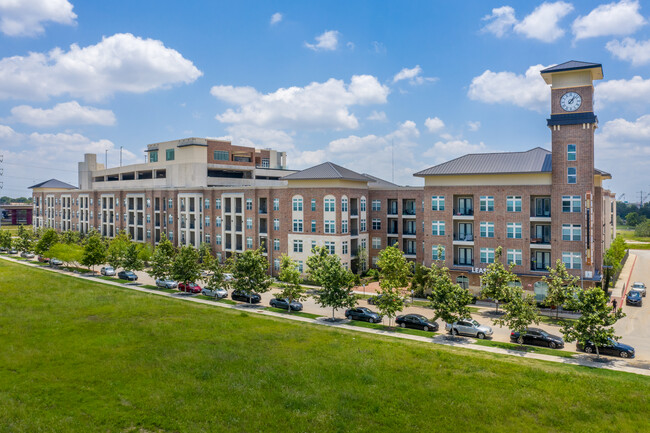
30, 61, 616, 295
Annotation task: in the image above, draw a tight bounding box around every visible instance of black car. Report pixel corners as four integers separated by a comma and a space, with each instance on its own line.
510, 328, 564, 349
231, 289, 261, 303
345, 307, 382, 323
626, 290, 642, 307
395, 314, 438, 332
578, 339, 635, 358
367, 294, 383, 305
117, 270, 138, 281
270, 297, 303, 311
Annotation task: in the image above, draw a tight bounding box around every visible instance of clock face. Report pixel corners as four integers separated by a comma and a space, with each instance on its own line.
560, 92, 582, 112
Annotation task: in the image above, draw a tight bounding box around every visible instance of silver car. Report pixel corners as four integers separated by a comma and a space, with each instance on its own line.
201, 287, 228, 299
631, 282, 646, 297
155, 278, 178, 289
445, 319, 493, 339
100, 266, 116, 276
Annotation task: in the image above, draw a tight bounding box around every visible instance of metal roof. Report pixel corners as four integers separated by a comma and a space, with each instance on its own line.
362, 173, 400, 188
282, 162, 370, 182
28, 179, 78, 189
540, 60, 602, 74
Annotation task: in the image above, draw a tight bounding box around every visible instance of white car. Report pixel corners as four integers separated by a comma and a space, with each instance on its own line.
100, 266, 116, 276
631, 282, 646, 297
201, 287, 228, 299
155, 278, 178, 289
224, 273, 234, 281
445, 319, 493, 339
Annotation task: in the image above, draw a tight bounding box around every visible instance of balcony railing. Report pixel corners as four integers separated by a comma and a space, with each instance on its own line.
402, 209, 416, 216
350, 209, 359, 216
403, 229, 416, 235
388, 208, 398, 216
388, 229, 399, 235
530, 237, 551, 245
351, 229, 359, 236
454, 259, 474, 266
259, 207, 267, 214
453, 233, 474, 241
532, 211, 551, 218
453, 208, 474, 216
403, 249, 417, 255
531, 261, 551, 271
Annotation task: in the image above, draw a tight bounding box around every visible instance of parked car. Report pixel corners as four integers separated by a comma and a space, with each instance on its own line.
20, 252, 35, 259
38, 255, 50, 263
201, 287, 228, 299
9, 249, 18, 254
626, 290, 643, 307
345, 307, 382, 323
367, 294, 383, 305
630, 282, 647, 297
117, 270, 138, 281
224, 273, 234, 281
155, 278, 178, 289
231, 289, 261, 303
270, 297, 303, 311
395, 314, 439, 332
49, 258, 63, 267
445, 319, 493, 339
510, 328, 564, 349
100, 266, 116, 276
178, 282, 201, 293
577, 339, 635, 358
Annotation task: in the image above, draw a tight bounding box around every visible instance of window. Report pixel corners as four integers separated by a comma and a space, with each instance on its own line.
325, 241, 335, 254
146, 214, 151, 223
205, 216, 210, 227
506, 196, 522, 212
341, 198, 348, 212
342, 241, 348, 255
216, 217, 221, 227
480, 248, 495, 264
567, 167, 577, 184
325, 220, 335, 234
324, 198, 335, 212
168, 231, 173, 240
273, 239, 280, 251
246, 237, 253, 249
292, 197, 303, 211
261, 158, 269, 168
432, 245, 445, 261
480, 222, 494, 238
274, 259, 280, 271
562, 196, 581, 213
360, 219, 366, 232
205, 233, 210, 243
204, 199, 210, 209
311, 199, 316, 211
149, 151, 158, 162
372, 218, 381, 230
360, 198, 366, 212
431, 196, 445, 211
567, 144, 576, 161
507, 249, 522, 266
293, 239, 303, 253
507, 222, 522, 239
293, 219, 303, 232
246, 199, 252, 210
273, 198, 279, 211
146, 198, 151, 208
371, 200, 381, 211
216, 235, 222, 245
479, 196, 494, 212
372, 237, 381, 249
297, 261, 303, 273
562, 224, 582, 241
214, 150, 229, 161
168, 215, 173, 224
432, 220, 445, 236
166, 149, 175, 161
562, 252, 581, 269
168, 198, 173, 209
246, 218, 252, 229
273, 219, 279, 230
311, 220, 316, 233
311, 241, 317, 251
341, 220, 348, 234
215, 198, 221, 210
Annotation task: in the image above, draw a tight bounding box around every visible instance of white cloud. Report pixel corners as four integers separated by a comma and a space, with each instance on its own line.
9, 101, 116, 127
0, 0, 76, 37
223, 125, 295, 152
422, 139, 488, 164
0, 33, 202, 101
467, 121, 481, 131
392, 65, 437, 85
367, 110, 387, 122
573, 1, 646, 41
482, 2, 573, 42
305, 30, 340, 51
424, 117, 445, 133
270, 12, 283, 25
211, 74, 389, 130
606, 38, 650, 65
468, 64, 549, 112
596, 75, 650, 107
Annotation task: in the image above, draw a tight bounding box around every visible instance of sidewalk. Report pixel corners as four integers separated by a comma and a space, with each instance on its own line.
611, 253, 637, 306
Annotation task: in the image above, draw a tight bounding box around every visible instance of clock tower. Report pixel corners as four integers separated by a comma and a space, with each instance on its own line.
541, 61, 603, 276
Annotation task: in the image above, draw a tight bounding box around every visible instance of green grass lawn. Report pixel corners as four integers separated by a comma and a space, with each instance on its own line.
1, 259, 650, 432
0, 224, 31, 235
618, 227, 650, 243
473, 339, 577, 359
265, 306, 323, 319
347, 319, 439, 338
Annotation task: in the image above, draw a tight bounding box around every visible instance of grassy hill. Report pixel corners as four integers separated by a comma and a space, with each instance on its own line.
1, 259, 649, 432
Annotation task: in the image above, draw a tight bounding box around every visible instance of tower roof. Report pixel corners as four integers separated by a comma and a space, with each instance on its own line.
282, 161, 369, 182
28, 179, 78, 189
541, 60, 603, 84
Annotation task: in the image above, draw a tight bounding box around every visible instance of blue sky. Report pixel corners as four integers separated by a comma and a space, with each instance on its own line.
1, 0, 649, 202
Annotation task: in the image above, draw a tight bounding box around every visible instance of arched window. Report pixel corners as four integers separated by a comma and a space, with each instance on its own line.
457, 275, 469, 289
534, 281, 549, 302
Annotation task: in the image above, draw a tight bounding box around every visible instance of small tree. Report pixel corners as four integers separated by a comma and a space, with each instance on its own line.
376, 244, 411, 326
542, 260, 579, 319
493, 287, 540, 346
0, 230, 12, 250
171, 245, 202, 287
45, 242, 84, 268
122, 243, 144, 272
80, 231, 107, 273
34, 228, 59, 255
61, 230, 81, 245
276, 254, 308, 312
198, 242, 214, 271
147, 233, 175, 281
356, 245, 368, 274
428, 259, 474, 332
106, 230, 131, 270
231, 247, 273, 302
137, 244, 153, 268
561, 287, 625, 358
308, 246, 357, 319
480, 246, 519, 313
204, 259, 233, 297
14, 225, 33, 253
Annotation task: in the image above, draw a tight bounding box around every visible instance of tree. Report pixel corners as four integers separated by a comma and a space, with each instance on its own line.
14, 225, 33, 253
625, 211, 642, 227
0, 230, 12, 250
171, 245, 201, 287
603, 236, 627, 291
147, 233, 175, 281
80, 231, 107, 273
61, 230, 81, 245
428, 260, 474, 332
45, 243, 84, 268
34, 228, 59, 254
204, 258, 233, 297
561, 287, 625, 358
493, 287, 540, 346
635, 220, 650, 237
307, 246, 356, 319
106, 230, 131, 270
276, 254, 308, 312
137, 243, 153, 267
542, 260, 580, 319
198, 242, 214, 271
231, 247, 273, 302
376, 244, 411, 326
122, 243, 144, 272
480, 247, 519, 313
356, 245, 368, 274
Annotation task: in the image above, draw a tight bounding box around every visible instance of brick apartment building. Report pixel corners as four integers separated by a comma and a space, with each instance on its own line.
30, 61, 616, 297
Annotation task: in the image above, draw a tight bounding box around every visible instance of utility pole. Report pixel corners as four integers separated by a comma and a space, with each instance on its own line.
105, 149, 108, 167
0, 153, 3, 229
120, 146, 123, 167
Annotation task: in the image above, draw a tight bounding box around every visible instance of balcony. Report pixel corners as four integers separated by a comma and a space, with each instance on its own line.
453, 259, 474, 267
453, 208, 474, 216
259, 207, 267, 215
235, 206, 242, 214
350, 209, 359, 217
403, 229, 416, 236
402, 208, 417, 217
531, 260, 551, 272
403, 249, 417, 256
236, 224, 243, 232
350, 229, 359, 236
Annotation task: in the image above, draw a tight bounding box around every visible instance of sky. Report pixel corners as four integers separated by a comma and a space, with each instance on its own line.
0, 0, 649, 202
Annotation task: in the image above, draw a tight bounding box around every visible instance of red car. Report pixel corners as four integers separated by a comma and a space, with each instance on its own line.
38, 255, 50, 263
178, 282, 201, 293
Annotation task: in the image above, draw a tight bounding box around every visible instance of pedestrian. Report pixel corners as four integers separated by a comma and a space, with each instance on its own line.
612, 299, 617, 311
